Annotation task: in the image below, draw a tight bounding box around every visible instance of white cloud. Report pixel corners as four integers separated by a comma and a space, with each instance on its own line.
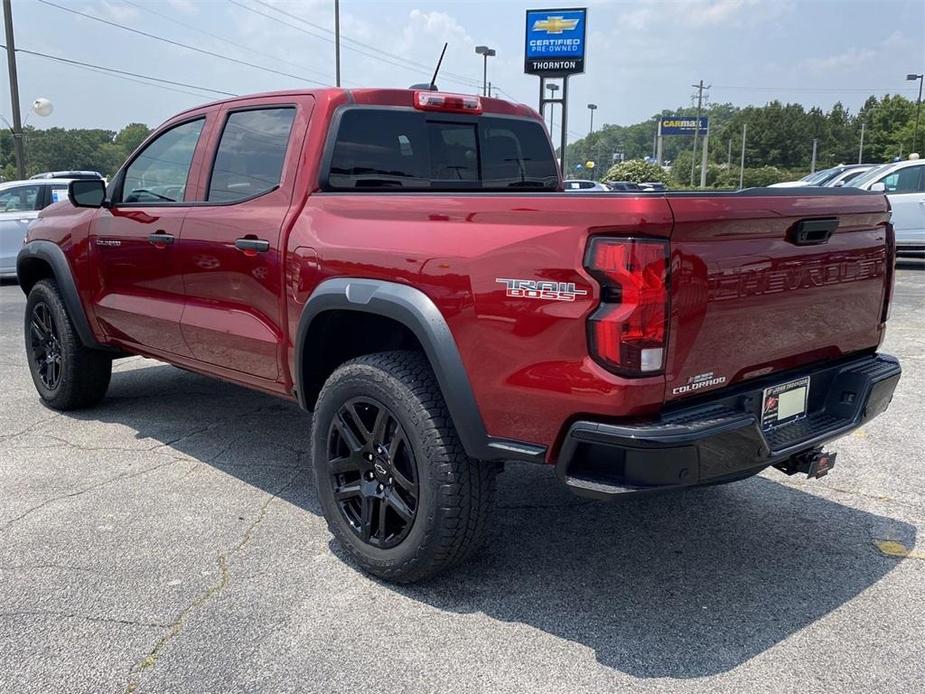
803, 31, 913, 74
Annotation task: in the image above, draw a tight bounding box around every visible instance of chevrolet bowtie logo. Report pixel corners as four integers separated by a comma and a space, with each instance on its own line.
532, 16, 579, 34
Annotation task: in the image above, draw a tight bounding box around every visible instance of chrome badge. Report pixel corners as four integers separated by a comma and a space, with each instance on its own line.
496, 278, 588, 302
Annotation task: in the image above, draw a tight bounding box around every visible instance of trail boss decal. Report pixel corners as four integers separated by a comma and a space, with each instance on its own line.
672, 371, 727, 395
496, 278, 588, 302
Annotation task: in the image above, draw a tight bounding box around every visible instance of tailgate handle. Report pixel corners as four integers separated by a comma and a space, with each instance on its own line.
788, 218, 838, 246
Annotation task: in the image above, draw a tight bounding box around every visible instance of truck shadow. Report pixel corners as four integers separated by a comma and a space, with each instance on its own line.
78, 361, 914, 680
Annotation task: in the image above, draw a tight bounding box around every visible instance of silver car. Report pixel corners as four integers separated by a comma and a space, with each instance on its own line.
0, 178, 73, 278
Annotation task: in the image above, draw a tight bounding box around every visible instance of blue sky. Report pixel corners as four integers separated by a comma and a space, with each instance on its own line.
3, 0, 923, 143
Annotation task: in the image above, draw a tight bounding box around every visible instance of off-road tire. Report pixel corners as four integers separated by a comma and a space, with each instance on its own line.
312, 350, 497, 583
24, 279, 112, 410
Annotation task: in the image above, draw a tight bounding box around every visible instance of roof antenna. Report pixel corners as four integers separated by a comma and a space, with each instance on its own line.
409, 43, 447, 91
429, 42, 447, 91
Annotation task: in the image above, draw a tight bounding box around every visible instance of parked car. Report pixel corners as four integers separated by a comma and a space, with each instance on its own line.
17, 88, 901, 582
824, 165, 875, 187
769, 164, 871, 188
606, 181, 642, 191
0, 178, 72, 278
29, 170, 104, 181
564, 179, 609, 191
846, 159, 925, 255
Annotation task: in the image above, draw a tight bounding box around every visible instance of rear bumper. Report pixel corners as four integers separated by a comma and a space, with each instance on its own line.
556, 353, 901, 499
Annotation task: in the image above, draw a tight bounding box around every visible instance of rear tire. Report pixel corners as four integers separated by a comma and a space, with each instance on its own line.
24, 279, 112, 410
311, 351, 497, 583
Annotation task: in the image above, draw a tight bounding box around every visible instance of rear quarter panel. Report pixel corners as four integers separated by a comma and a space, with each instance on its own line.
290, 193, 673, 450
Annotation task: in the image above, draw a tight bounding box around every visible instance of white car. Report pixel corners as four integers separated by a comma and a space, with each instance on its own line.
769, 164, 872, 188
824, 165, 875, 187
847, 160, 925, 255
563, 179, 610, 191
0, 178, 73, 278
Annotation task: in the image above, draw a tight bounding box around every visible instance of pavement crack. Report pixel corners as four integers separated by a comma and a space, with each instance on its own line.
0, 459, 178, 534
0, 610, 169, 629
124, 472, 299, 693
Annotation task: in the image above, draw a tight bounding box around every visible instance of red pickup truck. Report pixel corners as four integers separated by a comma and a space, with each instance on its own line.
17, 88, 901, 582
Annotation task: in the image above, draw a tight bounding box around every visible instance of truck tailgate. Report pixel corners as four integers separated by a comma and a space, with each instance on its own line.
664, 190, 891, 401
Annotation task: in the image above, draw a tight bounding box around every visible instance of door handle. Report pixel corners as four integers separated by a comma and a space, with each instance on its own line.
148, 231, 175, 246
234, 237, 270, 254
787, 218, 838, 246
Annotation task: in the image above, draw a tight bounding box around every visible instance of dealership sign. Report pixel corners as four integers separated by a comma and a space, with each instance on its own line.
524, 8, 587, 75
659, 116, 709, 135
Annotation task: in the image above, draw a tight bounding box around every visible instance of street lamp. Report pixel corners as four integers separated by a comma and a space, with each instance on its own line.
546, 83, 559, 131
587, 103, 597, 137
474, 45, 496, 97
907, 73, 924, 156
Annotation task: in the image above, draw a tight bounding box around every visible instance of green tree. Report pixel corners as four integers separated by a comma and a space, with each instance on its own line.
114, 123, 151, 159
603, 159, 671, 184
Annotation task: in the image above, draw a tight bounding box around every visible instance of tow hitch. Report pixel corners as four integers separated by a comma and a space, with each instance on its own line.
774, 448, 837, 480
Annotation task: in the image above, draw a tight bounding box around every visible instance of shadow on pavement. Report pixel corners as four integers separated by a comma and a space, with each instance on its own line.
72, 362, 914, 679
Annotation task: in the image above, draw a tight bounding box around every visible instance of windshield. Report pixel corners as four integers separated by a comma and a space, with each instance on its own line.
326, 108, 559, 191
846, 164, 890, 188
801, 169, 834, 184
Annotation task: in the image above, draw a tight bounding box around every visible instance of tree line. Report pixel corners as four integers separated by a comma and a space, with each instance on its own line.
566, 93, 921, 184
0, 123, 150, 180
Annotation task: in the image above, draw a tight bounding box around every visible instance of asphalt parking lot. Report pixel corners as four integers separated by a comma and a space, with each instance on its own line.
0, 261, 922, 693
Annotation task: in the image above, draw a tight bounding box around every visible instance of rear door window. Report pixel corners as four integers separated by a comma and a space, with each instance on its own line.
0, 185, 41, 212
207, 107, 296, 202
326, 108, 558, 191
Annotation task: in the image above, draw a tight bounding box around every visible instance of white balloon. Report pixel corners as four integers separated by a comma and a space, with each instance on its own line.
32, 98, 54, 117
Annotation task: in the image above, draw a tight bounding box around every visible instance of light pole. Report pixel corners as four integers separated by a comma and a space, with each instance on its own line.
546, 83, 559, 132
907, 73, 924, 155
587, 103, 597, 137
475, 45, 496, 97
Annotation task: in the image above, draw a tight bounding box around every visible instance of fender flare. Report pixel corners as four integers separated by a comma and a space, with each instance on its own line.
294, 277, 546, 464
17, 240, 112, 351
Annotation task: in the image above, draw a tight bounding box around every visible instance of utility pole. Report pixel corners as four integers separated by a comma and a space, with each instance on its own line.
738, 122, 747, 190
689, 80, 709, 187
334, 0, 341, 87
858, 122, 865, 164
3, 0, 25, 179
727, 138, 732, 169
810, 137, 818, 173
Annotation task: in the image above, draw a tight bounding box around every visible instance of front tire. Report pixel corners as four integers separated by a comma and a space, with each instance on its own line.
311, 351, 497, 583
24, 279, 112, 410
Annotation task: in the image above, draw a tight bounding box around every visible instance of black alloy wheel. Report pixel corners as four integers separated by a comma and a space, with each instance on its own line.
326, 397, 419, 549
29, 301, 62, 390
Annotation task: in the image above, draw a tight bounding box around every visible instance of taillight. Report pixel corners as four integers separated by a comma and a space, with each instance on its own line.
882, 221, 896, 323
414, 90, 482, 114
584, 237, 669, 376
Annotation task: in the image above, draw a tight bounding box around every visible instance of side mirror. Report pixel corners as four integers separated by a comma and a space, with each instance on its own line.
68, 178, 106, 208
832, 181, 845, 187
869, 182, 886, 193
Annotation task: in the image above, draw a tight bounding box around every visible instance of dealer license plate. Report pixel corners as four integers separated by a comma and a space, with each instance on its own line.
761, 376, 810, 430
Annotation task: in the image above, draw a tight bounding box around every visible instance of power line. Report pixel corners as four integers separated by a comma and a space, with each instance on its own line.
231, 0, 481, 90
121, 0, 336, 85
250, 0, 480, 88
3, 44, 237, 97
20, 52, 219, 100
36, 0, 329, 87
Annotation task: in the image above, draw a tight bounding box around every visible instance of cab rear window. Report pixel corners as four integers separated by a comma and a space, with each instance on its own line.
325, 108, 558, 191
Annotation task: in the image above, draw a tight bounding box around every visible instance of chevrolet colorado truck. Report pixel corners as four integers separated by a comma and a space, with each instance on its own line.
17, 88, 901, 582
